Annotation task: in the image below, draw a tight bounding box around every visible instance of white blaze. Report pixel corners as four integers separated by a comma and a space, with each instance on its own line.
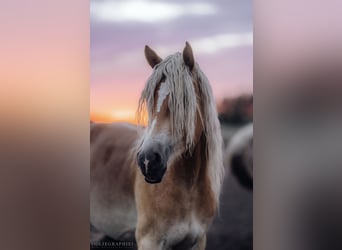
144, 158, 149, 173
141, 119, 156, 149
156, 82, 169, 113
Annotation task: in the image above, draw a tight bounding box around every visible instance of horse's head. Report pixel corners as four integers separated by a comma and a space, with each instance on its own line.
136, 42, 204, 184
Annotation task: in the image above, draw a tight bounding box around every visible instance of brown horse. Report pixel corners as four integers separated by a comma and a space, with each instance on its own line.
90, 42, 224, 249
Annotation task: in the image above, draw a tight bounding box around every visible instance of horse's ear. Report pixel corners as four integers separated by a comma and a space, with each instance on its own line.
144, 45, 162, 68
183, 41, 194, 70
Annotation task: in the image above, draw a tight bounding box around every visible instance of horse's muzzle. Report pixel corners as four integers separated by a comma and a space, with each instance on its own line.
137, 150, 167, 184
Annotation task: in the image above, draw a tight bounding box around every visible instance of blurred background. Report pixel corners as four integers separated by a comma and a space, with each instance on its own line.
91, 0, 253, 249
90, 0, 253, 125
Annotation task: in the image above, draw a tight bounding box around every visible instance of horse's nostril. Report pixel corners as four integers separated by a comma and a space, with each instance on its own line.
137, 152, 145, 167
154, 152, 161, 164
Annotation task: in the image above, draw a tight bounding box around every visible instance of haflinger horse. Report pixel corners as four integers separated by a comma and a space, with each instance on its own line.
90, 42, 224, 250
224, 123, 253, 190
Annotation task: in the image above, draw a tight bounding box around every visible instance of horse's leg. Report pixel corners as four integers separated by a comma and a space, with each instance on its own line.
136, 233, 164, 250
191, 234, 206, 250
90, 224, 106, 243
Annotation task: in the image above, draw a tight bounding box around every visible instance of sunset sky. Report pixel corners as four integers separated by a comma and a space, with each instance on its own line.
90, 0, 253, 123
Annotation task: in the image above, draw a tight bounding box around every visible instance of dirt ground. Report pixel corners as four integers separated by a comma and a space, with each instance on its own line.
206, 172, 253, 250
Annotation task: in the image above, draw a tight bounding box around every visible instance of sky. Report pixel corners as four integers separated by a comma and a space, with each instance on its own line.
90, 0, 253, 123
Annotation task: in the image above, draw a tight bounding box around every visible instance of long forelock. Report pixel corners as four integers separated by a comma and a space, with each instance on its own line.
137, 52, 224, 203
138, 52, 197, 151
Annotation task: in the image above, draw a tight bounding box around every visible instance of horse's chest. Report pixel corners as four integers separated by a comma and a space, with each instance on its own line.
164, 213, 206, 249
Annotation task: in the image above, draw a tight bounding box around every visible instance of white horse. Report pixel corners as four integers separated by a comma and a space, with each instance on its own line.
90, 42, 224, 249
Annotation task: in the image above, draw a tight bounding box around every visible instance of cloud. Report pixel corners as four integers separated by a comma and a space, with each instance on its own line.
156, 33, 253, 55
91, 0, 217, 23
91, 32, 253, 76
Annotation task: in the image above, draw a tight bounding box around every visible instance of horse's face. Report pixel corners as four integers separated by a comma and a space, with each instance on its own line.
137, 80, 172, 184
137, 42, 200, 184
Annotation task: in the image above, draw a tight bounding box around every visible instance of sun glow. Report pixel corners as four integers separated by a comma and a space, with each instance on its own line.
111, 109, 135, 121
91, 108, 143, 124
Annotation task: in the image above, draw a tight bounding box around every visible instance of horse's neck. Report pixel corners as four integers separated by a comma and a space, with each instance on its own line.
171, 134, 217, 215
171, 134, 208, 189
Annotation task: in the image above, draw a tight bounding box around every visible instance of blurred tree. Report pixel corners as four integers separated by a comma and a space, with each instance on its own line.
218, 95, 253, 125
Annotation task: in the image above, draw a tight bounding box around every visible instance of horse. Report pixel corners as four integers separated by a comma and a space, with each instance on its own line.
224, 123, 253, 190
90, 42, 224, 250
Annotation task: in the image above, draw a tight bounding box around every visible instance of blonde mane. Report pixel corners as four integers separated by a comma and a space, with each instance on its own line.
137, 52, 224, 202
